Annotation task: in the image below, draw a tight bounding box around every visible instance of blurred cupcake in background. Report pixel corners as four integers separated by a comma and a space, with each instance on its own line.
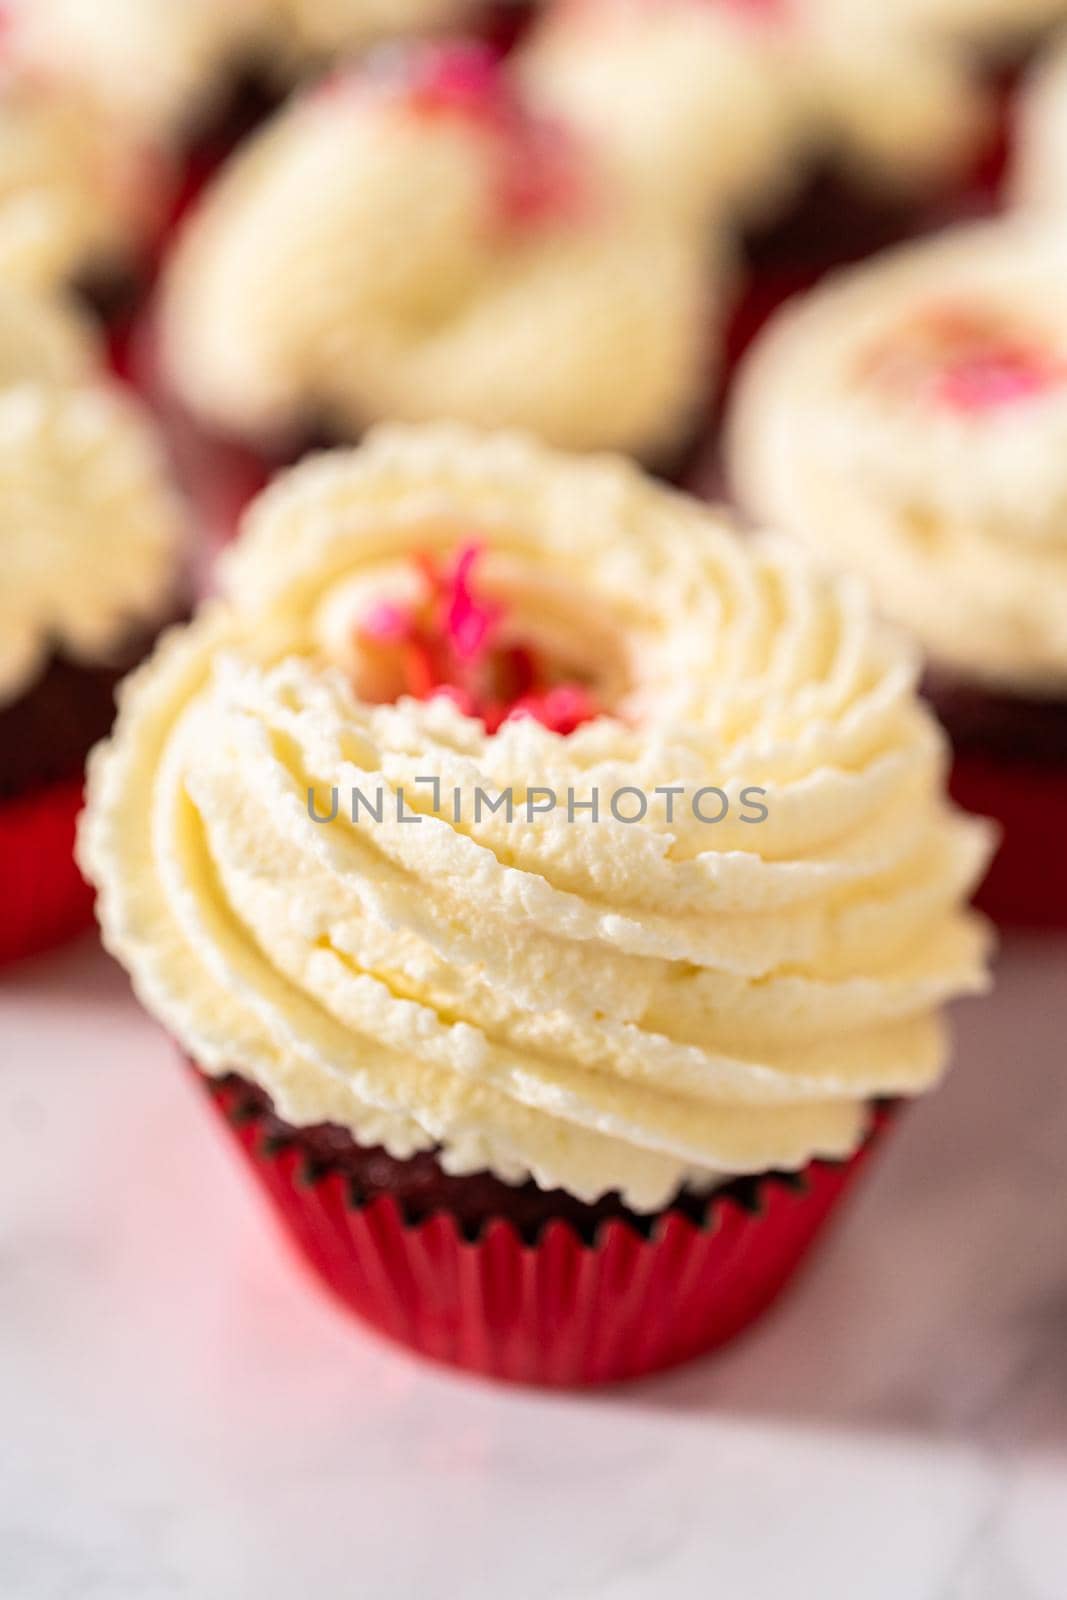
79, 423, 992, 1384
9, 0, 534, 159
6, 0, 265, 148
727, 217, 1067, 926
517, 0, 797, 231
876, 0, 1067, 209
0, 279, 188, 966
0, 56, 165, 318
781, 5, 990, 216
1012, 30, 1067, 208
156, 42, 721, 485
518, 0, 989, 260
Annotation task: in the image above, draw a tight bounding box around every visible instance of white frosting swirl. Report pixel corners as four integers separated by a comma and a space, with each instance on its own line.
0, 284, 186, 706
79, 425, 992, 1211
158, 46, 718, 461
727, 218, 1067, 695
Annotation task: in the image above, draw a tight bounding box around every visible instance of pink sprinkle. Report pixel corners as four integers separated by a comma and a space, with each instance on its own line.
934, 350, 1065, 414
505, 684, 600, 735
353, 544, 599, 737
409, 43, 507, 123
359, 600, 417, 644
445, 545, 503, 664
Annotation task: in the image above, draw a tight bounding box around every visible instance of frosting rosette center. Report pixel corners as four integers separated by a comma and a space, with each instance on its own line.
80, 426, 993, 1212
322, 542, 612, 734
860, 306, 1067, 416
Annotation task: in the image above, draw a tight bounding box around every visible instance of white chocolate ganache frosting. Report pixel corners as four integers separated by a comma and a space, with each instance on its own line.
0, 283, 185, 707
158, 43, 717, 462
79, 425, 993, 1211
727, 218, 1067, 697
0, 63, 160, 294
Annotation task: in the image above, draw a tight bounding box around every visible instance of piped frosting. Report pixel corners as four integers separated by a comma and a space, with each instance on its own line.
80, 424, 993, 1211
159, 42, 718, 461
0, 284, 185, 706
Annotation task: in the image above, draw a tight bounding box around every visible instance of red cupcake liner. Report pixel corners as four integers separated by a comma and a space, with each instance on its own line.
202, 1072, 890, 1386
0, 778, 94, 967
950, 752, 1067, 929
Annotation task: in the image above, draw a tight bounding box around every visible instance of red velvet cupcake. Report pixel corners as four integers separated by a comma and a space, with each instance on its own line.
0, 282, 187, 966
518, 0, 992, 252
154, 41, 721, 494
79, 425, 992, 1383
728, 216, 1067, 926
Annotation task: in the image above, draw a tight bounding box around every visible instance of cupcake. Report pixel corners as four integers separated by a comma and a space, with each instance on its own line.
519, 0, 989, 247
1012, 31, 1067, 210
727, 217, 1067, 926
784, 6, 990, 202
79, 424, 992, 1384
0, 60, 164, 312
0, 281, 187, 966
156, 43, 718, 479
7, 0, 264, 146
517, 0, 796, 230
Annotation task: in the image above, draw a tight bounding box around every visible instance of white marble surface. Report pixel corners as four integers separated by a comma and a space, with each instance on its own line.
1, 932, 1065, 1600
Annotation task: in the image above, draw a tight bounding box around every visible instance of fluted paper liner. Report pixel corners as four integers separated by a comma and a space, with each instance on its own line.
202, 1072, 891, 1387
